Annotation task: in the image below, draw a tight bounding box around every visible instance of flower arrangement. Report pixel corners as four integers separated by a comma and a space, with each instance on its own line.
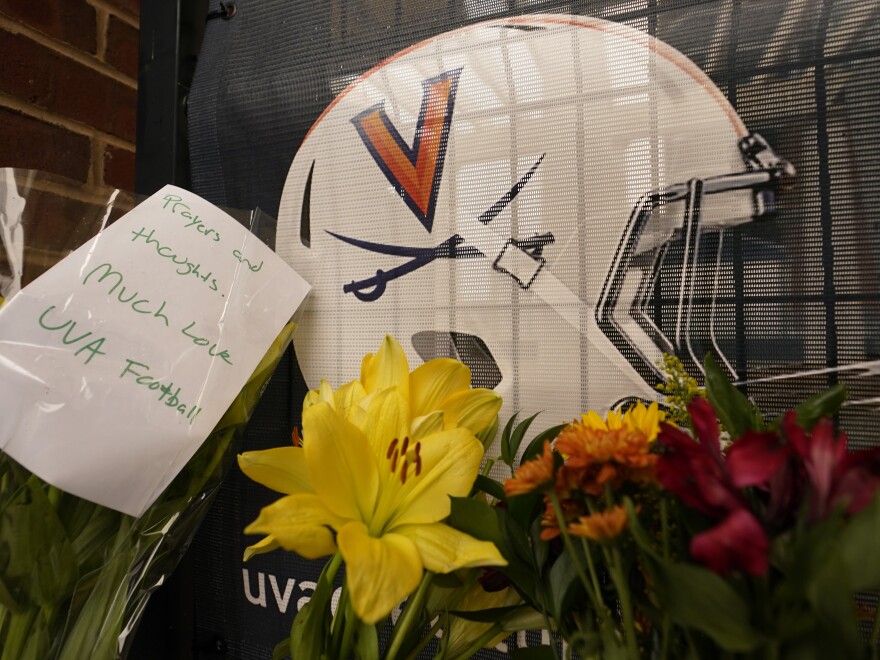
460, 355, 880, 659
244, 339, 880, 659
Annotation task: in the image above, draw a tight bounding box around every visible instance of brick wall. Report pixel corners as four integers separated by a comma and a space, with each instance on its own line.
0, 0, 140, 193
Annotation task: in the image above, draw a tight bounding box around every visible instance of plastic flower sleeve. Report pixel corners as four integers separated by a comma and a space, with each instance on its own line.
0, 169, 303, 659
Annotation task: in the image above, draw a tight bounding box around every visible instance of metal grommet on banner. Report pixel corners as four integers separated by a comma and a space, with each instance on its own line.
206, 2, 236, 21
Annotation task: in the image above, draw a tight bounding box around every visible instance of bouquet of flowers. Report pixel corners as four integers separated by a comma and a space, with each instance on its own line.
456, 355, 880, 659
0, 169, 297, 659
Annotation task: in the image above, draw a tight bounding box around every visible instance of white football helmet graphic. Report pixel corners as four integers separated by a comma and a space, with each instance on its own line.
276, 14, 793, 426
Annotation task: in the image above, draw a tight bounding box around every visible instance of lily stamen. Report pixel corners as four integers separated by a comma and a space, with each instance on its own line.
388, 437, 400, 472
386, 437, 421, 484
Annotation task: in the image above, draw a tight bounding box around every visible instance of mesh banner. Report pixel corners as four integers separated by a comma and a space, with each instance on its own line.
186, 1, 880, 656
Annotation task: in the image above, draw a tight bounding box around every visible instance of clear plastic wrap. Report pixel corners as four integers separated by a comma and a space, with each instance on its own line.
0, 169, 300, 659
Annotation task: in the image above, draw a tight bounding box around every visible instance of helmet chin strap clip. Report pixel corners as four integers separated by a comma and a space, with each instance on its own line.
491, 234, 555, 290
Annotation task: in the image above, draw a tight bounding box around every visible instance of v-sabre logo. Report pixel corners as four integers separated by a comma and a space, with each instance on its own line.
312, 67, 547, 302
351, 69, 462, 233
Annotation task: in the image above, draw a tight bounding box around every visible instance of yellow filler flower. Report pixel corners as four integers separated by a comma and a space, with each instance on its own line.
580, 401, 666, 442
239, 336, 506, 624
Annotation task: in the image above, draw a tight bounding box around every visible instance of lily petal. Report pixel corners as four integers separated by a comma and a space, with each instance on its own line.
410, 358, 471, 418
395, 522, 507, 573
303, 401, 379, 521
243, 535, 280, 561
388, 428, 484, 527
411, 411, 445, 441
334, 379, 367, 421
362, 336, 410, 399
238, 447, 314, 494
337, 521, 423, 624
441, 388, 503, 436
245, 493, 344, 559
360, 388, 411, 459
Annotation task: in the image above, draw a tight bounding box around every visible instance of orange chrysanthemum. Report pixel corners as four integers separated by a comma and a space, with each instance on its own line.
554, 422, 657, 495
504, 440, 556, 497
539, 496, 585, 541
568, 506, 629, 541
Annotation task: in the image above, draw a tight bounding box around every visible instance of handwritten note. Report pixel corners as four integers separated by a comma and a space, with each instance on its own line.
0, 186, 311, 517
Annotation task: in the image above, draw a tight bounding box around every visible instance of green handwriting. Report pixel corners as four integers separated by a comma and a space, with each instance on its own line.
162, 194, 221, 242
180, 321, 233, 365
232, 249, 263, 273
38, 305, 107, 364
130, 227, 220, 292
119, 359, 202, 424
82, 262, 173, 325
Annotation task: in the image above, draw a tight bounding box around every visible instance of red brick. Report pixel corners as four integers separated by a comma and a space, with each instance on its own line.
0, 29, 137, 141
2, 185, 117, 284
103, 144, 135, 191
0, 0, 97, 53
0, 107, 91, 182
105, 15, 138, 79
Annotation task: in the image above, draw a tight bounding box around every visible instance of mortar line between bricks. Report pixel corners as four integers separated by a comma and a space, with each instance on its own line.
85, 0, 139, 28
0, 14, 137, 90
0, 91, 136, 151
12, 178, 137, 207
96, 7, 109, 60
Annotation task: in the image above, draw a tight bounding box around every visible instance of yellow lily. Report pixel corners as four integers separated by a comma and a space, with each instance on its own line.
240, 336, 506, 624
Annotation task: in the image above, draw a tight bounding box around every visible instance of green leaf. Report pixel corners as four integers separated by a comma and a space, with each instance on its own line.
498, 606, 547, 632
507, 491, 544, 531
792, 384, 847, 430
289, 558, 336, 659
806, 548, 861, 657
646, 558, 762, 652
625, 500, 761, 652
0, 476, 78, 609
448, 497, 504, 548
500, 412, 521, 468
547, 550, 585, 623
353, 620, 378, 660
520, 424, 566, 465
703, 353, 758, 436
474, 475, 505, 501
837, 493, 880, 591
273, 638, 291, 660
507, 413, 542, 466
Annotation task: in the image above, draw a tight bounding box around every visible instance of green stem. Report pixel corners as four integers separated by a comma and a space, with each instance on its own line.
578, 538, 607, 619
609, 545, 639, 659
659, 498, 671, 660
330, 586, 350, 656
548, 492, 594, 601
538, 609, 562, 660
337, 598, 358, 660
1, 609, 37, 660
386, 571, 434, 660
403, 615, 443, 660
455, 623, 504, 659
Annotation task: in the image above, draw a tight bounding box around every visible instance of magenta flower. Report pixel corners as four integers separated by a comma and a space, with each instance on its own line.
782, 412, 880, 521
690, 508, 770, 576
657, 397, 789, 576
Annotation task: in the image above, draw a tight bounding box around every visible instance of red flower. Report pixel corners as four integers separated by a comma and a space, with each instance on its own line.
657, 397, 786, 576
783, 412, 880, 521
690, 508, 769, 576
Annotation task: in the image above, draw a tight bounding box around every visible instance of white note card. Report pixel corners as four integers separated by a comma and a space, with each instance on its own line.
0, 185, 311, 516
